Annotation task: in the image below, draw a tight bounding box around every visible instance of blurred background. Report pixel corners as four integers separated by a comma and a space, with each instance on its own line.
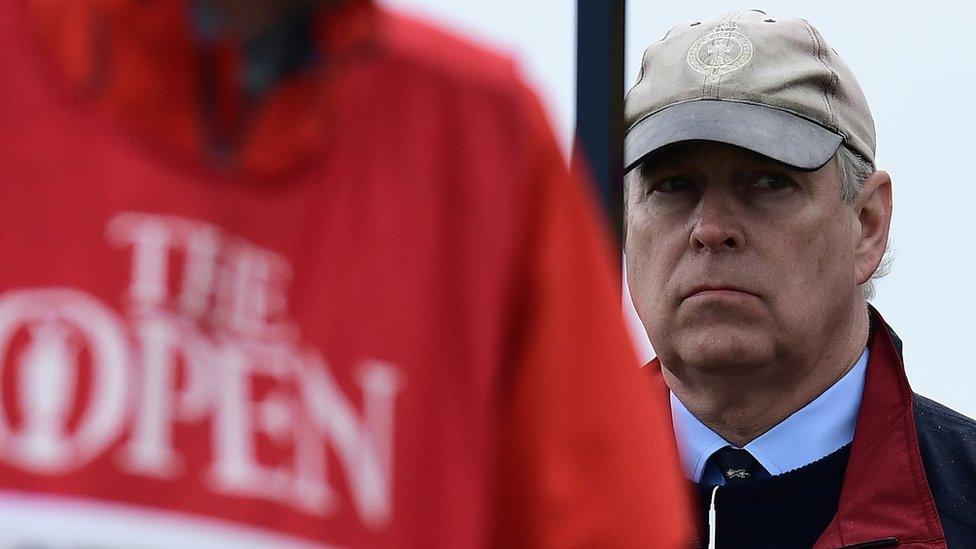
384, 0, 976, 417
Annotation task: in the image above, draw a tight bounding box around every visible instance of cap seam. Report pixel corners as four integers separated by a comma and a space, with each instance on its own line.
722, 11, 752, 101
700, 37, 709, 99
701, 16, 723, 99
801, 18, 838, 132
700, 67, 708, 100
626, 97, 842, 136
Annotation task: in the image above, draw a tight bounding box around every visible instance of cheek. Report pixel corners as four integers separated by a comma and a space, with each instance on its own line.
625, 220, 685, 312
769, 220, 856, 302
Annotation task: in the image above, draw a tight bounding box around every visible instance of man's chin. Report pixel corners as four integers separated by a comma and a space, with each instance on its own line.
672, 327, 775, 371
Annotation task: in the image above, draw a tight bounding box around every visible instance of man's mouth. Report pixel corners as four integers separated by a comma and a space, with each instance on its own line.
682, 285, 759, 300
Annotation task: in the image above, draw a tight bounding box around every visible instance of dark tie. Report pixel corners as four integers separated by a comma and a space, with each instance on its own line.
711, 447, 768, 483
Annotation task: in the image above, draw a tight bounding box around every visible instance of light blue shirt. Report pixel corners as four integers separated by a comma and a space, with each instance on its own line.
670, 349, 869, 485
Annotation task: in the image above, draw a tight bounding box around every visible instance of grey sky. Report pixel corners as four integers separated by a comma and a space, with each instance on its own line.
383, 0, 976, 417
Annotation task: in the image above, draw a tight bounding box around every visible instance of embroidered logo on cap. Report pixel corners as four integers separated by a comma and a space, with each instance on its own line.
687, 21, 753, 77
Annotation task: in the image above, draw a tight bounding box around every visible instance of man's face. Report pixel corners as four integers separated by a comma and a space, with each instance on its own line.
625, 141, 863, 377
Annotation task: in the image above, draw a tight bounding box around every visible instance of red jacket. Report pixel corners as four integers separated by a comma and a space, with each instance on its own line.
0, 1, 690, 547
650, 308, 976, 548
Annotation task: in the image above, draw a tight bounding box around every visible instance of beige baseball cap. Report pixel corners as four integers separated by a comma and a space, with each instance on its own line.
624, 10, 875, 173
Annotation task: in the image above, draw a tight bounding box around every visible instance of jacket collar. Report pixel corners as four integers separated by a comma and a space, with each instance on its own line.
814, 307, 945, 548
647, 307, 946, 548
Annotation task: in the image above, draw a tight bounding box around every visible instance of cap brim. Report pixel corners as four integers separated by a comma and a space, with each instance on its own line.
624, 100, 844, 173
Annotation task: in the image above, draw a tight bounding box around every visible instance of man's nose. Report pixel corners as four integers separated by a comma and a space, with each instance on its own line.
689, 193, 745, 252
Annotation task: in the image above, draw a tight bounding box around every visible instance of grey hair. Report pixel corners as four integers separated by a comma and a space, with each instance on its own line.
836, 144, 891, 301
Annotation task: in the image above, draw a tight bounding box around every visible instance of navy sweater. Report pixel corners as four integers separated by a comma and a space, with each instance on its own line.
694, 443, 852, 548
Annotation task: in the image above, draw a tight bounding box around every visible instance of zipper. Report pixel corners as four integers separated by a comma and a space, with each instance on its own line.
839, 538, 899, 549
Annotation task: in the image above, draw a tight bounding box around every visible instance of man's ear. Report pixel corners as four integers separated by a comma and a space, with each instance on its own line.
854, 170, 892, 286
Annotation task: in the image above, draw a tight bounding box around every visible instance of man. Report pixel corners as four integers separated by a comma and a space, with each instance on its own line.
624, 9, 976, 548
0, 1, 690, 547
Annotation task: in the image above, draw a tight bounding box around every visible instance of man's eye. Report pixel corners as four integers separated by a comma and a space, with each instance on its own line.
751, 174, 793, 190
653, 178, 694, 193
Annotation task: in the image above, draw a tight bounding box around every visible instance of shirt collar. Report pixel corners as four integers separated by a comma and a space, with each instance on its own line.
670, 348, 869, 483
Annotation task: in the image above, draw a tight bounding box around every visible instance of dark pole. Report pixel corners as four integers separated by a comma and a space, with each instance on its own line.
572, 0, 626, 264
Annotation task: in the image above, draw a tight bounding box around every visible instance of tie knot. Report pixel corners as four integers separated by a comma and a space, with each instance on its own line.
711, 447, 766, 483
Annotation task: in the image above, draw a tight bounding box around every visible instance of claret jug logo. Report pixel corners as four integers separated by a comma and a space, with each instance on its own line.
0, 212, 402, 533
687, 20, 754, 77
